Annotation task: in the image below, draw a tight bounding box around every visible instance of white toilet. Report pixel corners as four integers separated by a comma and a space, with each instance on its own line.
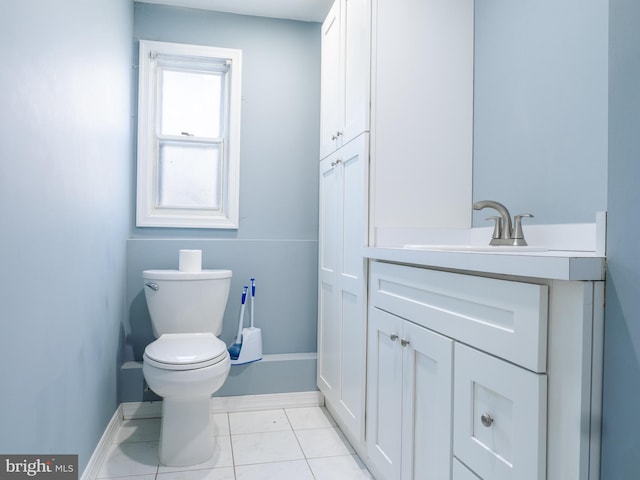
142, 267, 232, 466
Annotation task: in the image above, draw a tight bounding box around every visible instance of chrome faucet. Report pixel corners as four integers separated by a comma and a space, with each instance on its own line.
473, 200, 533, 246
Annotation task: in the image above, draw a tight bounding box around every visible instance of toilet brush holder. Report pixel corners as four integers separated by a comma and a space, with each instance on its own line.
230, 327, 263, 365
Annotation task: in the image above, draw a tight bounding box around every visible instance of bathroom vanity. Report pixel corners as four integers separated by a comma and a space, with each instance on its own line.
362, 248, 605, 480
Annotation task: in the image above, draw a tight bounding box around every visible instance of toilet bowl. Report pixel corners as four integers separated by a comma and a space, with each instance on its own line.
143, 333, 230, 465
141, 266, 232, 466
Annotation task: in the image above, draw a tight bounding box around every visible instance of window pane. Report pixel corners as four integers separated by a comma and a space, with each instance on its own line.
160, 69, 223, 138
158, 141, 222, 209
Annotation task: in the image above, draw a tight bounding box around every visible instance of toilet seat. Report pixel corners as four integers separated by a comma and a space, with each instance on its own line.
144, 333, 229, 371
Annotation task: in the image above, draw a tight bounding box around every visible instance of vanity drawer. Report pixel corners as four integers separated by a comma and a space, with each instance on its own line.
369, 261, 548, 372
454, 343, 547, 480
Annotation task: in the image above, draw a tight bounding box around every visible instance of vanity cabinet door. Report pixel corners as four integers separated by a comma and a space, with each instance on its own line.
367, 307, 454, 480
366, 308, 405, 480
454, 343, 547, 480
401, 320, 453, 480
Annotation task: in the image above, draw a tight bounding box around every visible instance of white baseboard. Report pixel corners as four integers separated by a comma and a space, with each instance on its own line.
121, 390, 324, 420
211, 390, 324, 413
122, 400, 161, 420
81, 405, 123, 480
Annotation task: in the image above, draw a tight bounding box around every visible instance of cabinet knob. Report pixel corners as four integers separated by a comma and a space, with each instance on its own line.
400, 338, 410, 347
480, 413, 494, 427
389, 333, 398, 341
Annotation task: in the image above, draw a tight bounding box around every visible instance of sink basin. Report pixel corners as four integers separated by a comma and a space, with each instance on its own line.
403, 244, 548, 253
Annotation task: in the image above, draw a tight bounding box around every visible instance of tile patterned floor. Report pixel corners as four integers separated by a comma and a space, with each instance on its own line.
96, 406, 374, 480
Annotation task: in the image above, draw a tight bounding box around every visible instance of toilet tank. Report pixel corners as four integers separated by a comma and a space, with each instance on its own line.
142, 269, 232, 337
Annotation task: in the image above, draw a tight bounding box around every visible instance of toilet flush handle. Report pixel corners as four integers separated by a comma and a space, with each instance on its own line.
145, 282, 159, 291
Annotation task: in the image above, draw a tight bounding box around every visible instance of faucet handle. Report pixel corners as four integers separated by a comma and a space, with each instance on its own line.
485, 216, 502, 239
513, 213, 534, 240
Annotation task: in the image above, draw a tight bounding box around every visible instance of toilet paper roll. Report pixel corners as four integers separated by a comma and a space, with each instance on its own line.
179, 249, 202, 272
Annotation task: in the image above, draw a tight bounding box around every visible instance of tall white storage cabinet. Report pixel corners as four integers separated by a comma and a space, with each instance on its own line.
317, 0, 371, 449
317, 134, 369, 445
319, 0, 371, 159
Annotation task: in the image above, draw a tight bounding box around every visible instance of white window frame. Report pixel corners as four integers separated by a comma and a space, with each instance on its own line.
136, 40, 242, 229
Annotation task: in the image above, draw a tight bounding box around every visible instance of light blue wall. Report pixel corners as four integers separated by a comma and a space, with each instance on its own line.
473, 0, 608, 225
0, 0, 132, 472
125, 4, 321, 398
601, 0, 640, 476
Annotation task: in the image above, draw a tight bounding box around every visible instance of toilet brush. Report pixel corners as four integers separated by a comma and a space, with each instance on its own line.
228, 285, 248, 360
230, 277, 263, 365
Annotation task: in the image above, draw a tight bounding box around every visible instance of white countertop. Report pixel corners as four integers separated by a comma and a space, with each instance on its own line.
364, 247, 605, 281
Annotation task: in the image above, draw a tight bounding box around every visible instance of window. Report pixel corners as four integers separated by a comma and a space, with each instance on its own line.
136, 40, 242, 228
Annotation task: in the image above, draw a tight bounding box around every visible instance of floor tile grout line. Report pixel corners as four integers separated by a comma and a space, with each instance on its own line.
289, 405, 347, 479
291, 425, 310, 461
306, 457, 319, 480
227, 412, 240, 479
282, 407, 293, 430
231, 458, 317, 468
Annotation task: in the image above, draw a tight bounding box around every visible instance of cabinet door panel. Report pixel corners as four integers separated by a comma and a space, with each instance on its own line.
319, 157, 338, 274
317, 280, 340, 401
454, 343, 547, 480
320, 0, 342, 158
402, 321, 454, 480
367, 307, 404, 480
340, 134, 367, 280
342, 0, 370, 143
317, 156, 340, 401
318, 138, 368, 447
337, 290, 364, 435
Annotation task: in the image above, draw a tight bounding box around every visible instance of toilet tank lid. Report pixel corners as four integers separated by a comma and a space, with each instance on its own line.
143, 269, 232, 280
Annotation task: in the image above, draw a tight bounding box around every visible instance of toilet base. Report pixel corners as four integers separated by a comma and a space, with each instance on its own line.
160, 396, 215, 466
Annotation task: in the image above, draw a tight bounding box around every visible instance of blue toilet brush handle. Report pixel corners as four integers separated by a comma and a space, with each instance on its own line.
235, 286, 248, 341
228, 285, 248, 360
250, 278, 255, 328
